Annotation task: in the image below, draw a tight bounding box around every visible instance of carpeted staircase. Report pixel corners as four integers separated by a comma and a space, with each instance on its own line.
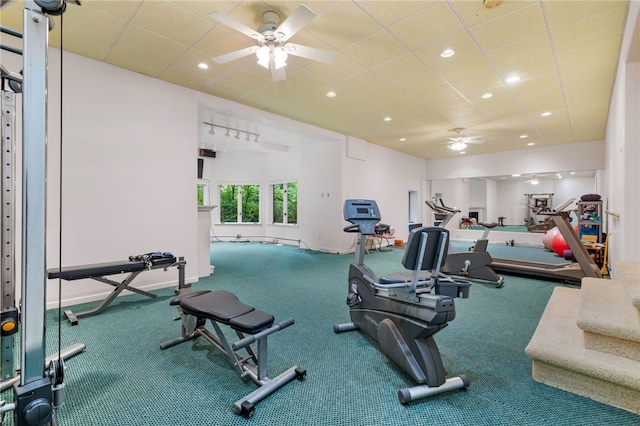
525, 261, 640, 414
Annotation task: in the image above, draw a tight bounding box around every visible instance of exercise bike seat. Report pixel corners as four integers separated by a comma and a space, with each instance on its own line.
179, 290, 275, 334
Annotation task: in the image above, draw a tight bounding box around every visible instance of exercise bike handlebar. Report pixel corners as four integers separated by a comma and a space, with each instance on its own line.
231, 318, 295, 351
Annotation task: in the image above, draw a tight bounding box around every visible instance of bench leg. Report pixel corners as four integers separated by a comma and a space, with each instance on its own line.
233, 366, 306, 418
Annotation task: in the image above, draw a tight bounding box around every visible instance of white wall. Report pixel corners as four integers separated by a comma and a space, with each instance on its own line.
20, 51, 199, 309
605, 1, 640, 267
341, 137, 424, 251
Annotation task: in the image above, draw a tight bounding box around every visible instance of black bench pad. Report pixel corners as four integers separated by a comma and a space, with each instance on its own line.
48, 257, 176, 281
170, 289, 211, 306
230, 309, 274, 333
179, 290, 275, 334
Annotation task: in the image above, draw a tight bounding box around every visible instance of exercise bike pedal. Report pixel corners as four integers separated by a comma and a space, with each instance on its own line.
346, 292, 361, 307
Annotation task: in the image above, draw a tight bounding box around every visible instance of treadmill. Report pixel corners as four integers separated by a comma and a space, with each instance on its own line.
489, 199, 602, 285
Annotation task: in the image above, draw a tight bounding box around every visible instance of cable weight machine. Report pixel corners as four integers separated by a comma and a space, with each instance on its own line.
0, 1, 84, 425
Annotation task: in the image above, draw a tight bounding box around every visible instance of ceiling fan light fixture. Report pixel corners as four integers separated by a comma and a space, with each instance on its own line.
256, 45, 270, 68
273, 46, 288, 69
449, 141, 467, 151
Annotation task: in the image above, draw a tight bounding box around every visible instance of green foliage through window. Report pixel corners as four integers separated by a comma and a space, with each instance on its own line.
219, 184, 260, 223
272, 182, 297, 224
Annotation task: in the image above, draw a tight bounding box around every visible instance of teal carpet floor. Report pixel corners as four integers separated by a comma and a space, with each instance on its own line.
1, 242, 637, 425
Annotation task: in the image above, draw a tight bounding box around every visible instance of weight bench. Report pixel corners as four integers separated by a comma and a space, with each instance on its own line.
48, 253, 187, 325
160, 289, 306, 418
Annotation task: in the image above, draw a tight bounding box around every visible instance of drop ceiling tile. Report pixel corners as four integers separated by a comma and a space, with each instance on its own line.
113, 24, 189, 64
413, 31, 480, 65
450, 71, 504, 97
450, 0, 535, 27
551, 6, 628, 52
342, 29, 408, 68
106, 49, 167, 78
433, 54, 494, 83
81, 0, 142, 20
58, 4, 127, 45
59, 32, 112, 62
159, 66, 211, 90
361, 84, 407, 105
305, 1, 380, 51
544, 0, 628, 29
214, 67, 271, 94
556, 35, 622, 73
201, 81, 252, 102
485, 33, 552, 70
0, 3, 24, 31
305, 52, 366, 82
371, 53, 431, 83
393, 69, 446, 94
193, 25, 255, 59
470, 2, 546, 50
171, 48, 234, 78
170, 0, 240, 18
337, 70, 389, 94
496, 55, 557, 83
389, 1, 465, 50
132, 1, 213, 46
356, 0, 431, 27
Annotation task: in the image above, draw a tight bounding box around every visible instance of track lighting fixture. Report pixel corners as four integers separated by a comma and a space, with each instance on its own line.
203, 122, 260, 143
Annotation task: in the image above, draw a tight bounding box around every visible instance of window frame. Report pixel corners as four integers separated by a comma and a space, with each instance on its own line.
218, 183, 261, 224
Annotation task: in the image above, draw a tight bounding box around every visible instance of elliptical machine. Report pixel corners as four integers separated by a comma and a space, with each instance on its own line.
334, 199, 471, 404
425, 199, 503, 288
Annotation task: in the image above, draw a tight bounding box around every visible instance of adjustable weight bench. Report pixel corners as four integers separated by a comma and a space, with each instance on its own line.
160, 289, 306, 418
48, 253, 187, 325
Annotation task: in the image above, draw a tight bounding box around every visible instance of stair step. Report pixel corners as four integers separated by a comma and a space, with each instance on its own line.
615, 261, 640, 309
578, 278, 640, 361
525, 287, 640, 414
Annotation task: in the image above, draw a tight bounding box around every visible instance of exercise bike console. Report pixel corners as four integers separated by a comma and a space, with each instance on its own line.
335, 199, 471, 405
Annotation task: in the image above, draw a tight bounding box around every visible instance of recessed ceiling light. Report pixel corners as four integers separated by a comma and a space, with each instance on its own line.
384, 117, 392, 122
481, 93, 493, 99
440, 49, 455, 58
459, 151, 466, 154
527, 142, 535, 146
541, 111, 552, 116
519, 134, 528, 139
506, 75, 521, 83
326, 91, 336, 97
512, 174, 521, 177
197, 62, 209, 70
399, 138, 406, 141
570, 171, 575, 175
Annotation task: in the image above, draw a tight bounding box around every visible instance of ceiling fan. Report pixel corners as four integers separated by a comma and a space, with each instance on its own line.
209, 5, 336, 81
447, 128, 485, 151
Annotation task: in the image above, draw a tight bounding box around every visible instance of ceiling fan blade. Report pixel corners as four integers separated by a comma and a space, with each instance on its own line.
285, 43, 335, 64
275, 5, 316, 42
209, 11, 265, 42
212, 47, 256, 64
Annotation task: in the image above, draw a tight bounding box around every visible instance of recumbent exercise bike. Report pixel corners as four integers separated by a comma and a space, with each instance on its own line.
334, 199, 471, 404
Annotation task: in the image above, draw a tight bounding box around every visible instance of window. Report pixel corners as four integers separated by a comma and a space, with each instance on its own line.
219, 184, 260, 223
197, 179, 209, 206
272, 182, 297, 224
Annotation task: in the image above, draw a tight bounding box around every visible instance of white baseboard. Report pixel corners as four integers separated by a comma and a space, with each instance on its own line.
46, 275, 200, 311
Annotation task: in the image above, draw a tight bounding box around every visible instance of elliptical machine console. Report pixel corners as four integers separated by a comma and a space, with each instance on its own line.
335, 199, 471, 404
